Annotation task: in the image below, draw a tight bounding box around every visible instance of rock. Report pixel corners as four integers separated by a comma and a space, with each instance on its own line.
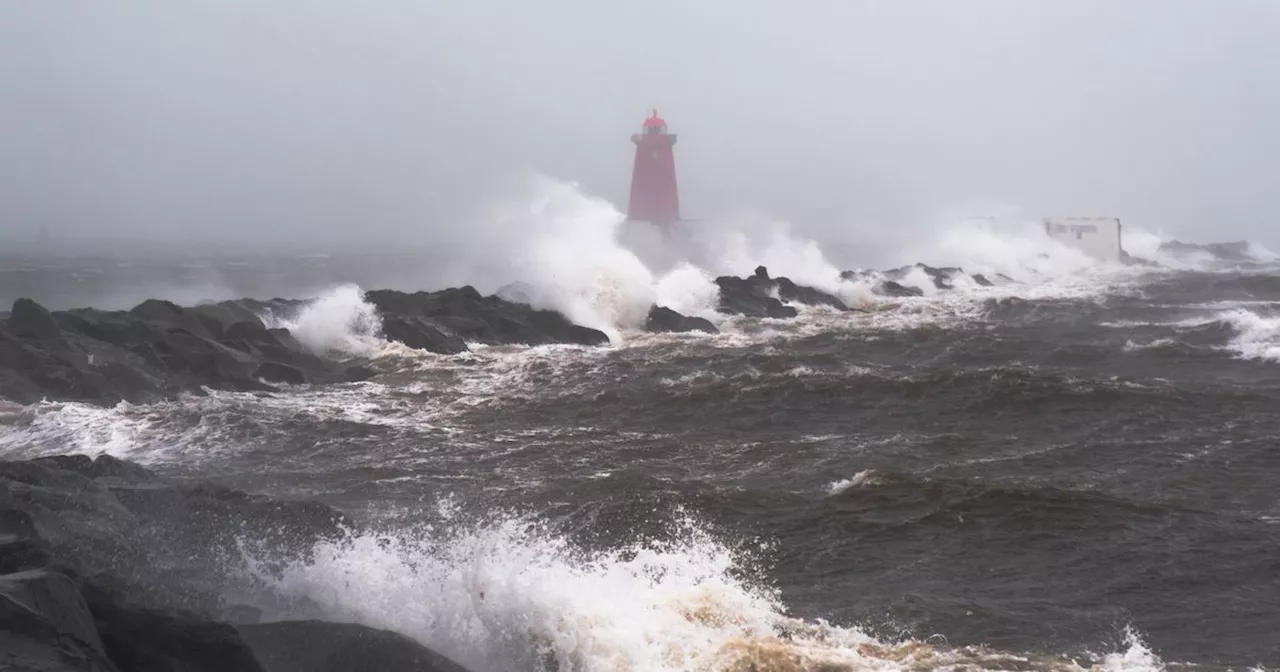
10, 297, 62, 340
253, 361, 307, 385
774, 277, 849, 311
343, 365, 376, 382
714, 266, 851, 319
0, 568, 117, 672
0, 533, 53, 574
366, 288, 609, 350
715, 274, 798, 319
0, 454, 459, 672
971, 274, 994, 287
645, 306, 718, 334
83, 579, 267, 672
238, 620, 472, 672
874, 281, 924, 298
378, 315, 468, 355
31, 454, 156, 483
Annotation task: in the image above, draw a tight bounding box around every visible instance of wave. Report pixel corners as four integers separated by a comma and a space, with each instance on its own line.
240, 508, 1167, 672
258, 283, 389, 358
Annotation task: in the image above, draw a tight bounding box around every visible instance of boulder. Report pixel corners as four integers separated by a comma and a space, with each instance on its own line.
0, 568, 116, 672
645, 306, 718, 334
0, 454, 476, 672
875, 281, 923, 298
366, 288, 609, 349
238, 620, 472, 672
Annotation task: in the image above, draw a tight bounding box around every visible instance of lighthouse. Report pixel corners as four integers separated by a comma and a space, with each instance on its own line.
626, 110, 680, 226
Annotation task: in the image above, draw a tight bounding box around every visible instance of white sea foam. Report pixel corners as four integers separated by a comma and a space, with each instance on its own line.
238, 511, 1167, 672
260, 283, 388, 357
1205, 308, 1280, 362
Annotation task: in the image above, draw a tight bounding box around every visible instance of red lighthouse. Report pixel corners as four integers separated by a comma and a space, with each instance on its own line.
626, 110, 680, 226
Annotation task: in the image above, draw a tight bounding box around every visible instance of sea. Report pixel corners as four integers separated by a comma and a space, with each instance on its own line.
1, 180, 1278, 671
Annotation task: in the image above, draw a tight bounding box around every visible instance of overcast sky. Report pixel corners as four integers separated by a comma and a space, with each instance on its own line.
1, 1, 1277, 253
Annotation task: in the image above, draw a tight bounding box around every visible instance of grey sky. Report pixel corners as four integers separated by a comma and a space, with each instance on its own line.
2, 1, 1277, 254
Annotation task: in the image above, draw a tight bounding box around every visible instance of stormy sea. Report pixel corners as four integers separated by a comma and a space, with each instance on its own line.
2, 181, 1278, 671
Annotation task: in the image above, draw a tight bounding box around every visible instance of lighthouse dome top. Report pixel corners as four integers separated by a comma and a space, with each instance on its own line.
642, 110, 668, 133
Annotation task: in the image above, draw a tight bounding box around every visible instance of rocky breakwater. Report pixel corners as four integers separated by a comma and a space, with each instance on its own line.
712, 266, 858, 320
0, 452, 472, 672
0, 286, 614, 406
840, 263, 1016, 298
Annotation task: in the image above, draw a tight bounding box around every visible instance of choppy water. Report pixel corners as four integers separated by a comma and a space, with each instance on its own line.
3, 184, 1280, 671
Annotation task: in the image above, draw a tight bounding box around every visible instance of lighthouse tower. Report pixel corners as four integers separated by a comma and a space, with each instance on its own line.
626, 110, 680, 225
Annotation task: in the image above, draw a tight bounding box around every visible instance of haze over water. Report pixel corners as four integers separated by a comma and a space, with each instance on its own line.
3, 2, 1280, 671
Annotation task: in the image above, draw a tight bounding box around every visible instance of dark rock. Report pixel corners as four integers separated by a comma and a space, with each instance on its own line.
366, 288, 609, 350
10, 298, 62, 340
2, 278, 624, 406
253, 361, 307, 385
343, 365, 376, 382
238, 620, 472, 672
0, 568, 117, 672
221, 604, 263, 625
645, 306, 718, 334
874, 281, 924, 298
774, 277, 849, 310
379, 315, 468, 355
715, 267, 852, 318
82, 579, 266, 672
31, 454, 156, 483
715, 275, 797, 319
881, 263, 963, 290
0, 455, 485, 672
714, 266, 853, 319
0, 533, 53, 574
971, 273, 994, 287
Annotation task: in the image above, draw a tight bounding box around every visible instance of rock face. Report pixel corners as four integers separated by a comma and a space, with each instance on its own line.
841, 263, 1020, 298
0, 296, 358, 407
645, 306, 718, 334
365, 287, 609, 353
0, 285, 613, 406
0, 453, 473, 672
714, 266, 852, 319
239, 620, 472, 672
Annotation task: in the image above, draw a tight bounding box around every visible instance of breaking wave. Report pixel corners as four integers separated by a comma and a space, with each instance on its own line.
259, 283, 388, 357
241, 510, 1167, 672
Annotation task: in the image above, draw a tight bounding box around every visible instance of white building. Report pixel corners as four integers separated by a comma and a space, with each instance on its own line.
1043, 217, 1124, 262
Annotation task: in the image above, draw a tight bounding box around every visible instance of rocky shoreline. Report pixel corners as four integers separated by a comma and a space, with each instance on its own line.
0, 452, 470, 671
1, 264, 949, 407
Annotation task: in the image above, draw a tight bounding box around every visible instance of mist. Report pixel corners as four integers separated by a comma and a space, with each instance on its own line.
2, 1, 1278, 263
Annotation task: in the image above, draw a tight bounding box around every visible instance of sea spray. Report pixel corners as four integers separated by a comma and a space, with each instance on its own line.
260, 283, 387, 357
238, 507, 1171, 672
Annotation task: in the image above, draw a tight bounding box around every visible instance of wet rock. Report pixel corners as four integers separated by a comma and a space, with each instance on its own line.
0, 282, 619, 406
0, 297, 363, 406
9, 297, 62, 340
775, 277, 849, 311
82, 578, 266, 672
366, 288, 609, 350
378, 314, 469, 355
0, 454, 473, 672
714, 266, 850, 319
875, 281, 924, 298
238, 620, 473, 672
0, 568, 116, 672
971, 274, 994, 287
645, 306, 718, 334
253, 361, 307, 385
